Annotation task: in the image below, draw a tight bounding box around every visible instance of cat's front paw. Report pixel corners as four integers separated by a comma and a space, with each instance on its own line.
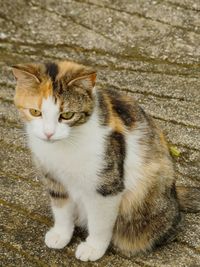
45, 227, 71, 249
75, 241, 106, 261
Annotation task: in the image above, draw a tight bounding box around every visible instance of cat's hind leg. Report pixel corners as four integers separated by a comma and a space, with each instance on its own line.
112, 187, 181, 256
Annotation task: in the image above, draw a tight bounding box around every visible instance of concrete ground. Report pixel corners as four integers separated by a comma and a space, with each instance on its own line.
0, 0, 200, 266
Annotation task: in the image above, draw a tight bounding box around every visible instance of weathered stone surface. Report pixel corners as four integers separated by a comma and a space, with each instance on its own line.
1, 245, 39, 267
0, 0, 200, 266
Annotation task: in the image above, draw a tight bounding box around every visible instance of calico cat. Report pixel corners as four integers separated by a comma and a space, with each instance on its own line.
12, 61, 200, 262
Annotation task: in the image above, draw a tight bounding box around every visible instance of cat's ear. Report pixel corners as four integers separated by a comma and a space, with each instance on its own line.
67, 71, 96, 91
12, 64, 41, 86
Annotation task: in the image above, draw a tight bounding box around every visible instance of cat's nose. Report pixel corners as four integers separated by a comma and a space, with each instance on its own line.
45, 132, 54, 139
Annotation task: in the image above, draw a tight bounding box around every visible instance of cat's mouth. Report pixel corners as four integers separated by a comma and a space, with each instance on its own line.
35, 135, 58, 143
39, 136, 65, 143
44, 139, 56, 143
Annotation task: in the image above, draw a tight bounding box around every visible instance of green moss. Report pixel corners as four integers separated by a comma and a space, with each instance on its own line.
169, 146, 181, 158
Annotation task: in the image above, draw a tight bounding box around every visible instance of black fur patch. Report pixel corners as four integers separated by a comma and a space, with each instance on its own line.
108, 89, 136, 127
45, 62, 59, 89
97, 131, 126, 196
96, 91, 110, 126
49, 190, 68, 199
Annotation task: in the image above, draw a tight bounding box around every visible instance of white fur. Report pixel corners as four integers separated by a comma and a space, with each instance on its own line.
124, 123, 146, 190
27, 96, 70, 141
45, 199, 74, 249
27, 94, 143, 261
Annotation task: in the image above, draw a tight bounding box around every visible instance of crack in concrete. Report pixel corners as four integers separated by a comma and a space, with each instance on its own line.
0, 170, 40, 187
166, 0, 200, 12
1, 45, 199, 78
0, 240, 49, 267
74, 0, 200, 34
0, 198, 51, 226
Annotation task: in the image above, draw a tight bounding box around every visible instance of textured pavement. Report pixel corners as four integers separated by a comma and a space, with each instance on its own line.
0, 0, 200, 266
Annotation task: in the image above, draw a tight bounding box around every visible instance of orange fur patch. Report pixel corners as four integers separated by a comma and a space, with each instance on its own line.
102, 92, 125, 133
14, 78, 54, 121
51, 197, 68, 208
40, 79, 53, 100
113, 230, 153, 256
57, 61, 85, 79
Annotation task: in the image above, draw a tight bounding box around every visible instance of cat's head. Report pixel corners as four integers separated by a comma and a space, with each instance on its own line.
12, 61, 96, 141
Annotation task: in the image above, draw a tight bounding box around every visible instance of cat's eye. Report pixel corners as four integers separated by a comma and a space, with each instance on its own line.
29, 109, 42, 117
59, 112, 74, 120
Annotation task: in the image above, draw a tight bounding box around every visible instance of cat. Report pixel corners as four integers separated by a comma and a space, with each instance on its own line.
12, 60, 200, 262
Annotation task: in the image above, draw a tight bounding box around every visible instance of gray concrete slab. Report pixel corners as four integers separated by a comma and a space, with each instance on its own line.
0, 0, 200, 266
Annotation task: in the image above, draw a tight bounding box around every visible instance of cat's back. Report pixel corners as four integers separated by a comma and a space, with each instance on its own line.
96, 87, 173, 188
97, 87, 169, 154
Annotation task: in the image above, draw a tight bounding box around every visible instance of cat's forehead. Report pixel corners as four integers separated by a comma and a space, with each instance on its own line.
42, 96, 60, 115
13, 60, 96, 112
43, 62, 94, 111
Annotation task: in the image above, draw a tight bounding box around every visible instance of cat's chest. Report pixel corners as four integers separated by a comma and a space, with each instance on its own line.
30, 137, 105, 190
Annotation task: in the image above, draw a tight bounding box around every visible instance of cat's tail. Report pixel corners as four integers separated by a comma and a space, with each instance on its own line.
176, 186, 200, 213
